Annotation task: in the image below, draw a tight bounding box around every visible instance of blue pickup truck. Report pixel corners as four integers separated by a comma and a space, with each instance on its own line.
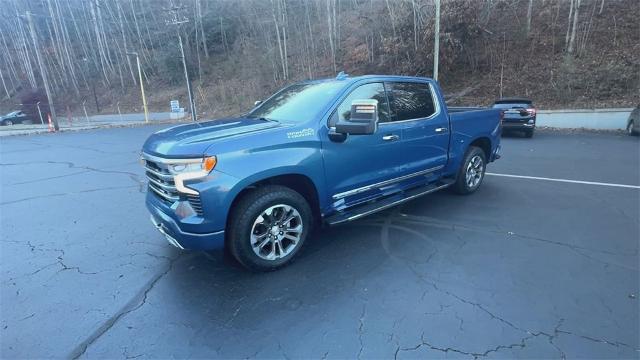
142, 74, 502, 271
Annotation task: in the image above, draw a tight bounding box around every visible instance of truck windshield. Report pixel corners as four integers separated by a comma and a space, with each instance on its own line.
248, 81, 345, 123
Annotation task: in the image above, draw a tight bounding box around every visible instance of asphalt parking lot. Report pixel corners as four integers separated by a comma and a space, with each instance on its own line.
1, 126, 639, 359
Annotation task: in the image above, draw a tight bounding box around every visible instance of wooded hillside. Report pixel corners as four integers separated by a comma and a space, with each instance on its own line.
1, 0, 638, 117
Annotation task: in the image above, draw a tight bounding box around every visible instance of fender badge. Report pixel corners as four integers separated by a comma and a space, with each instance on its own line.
287, 128, 315, 139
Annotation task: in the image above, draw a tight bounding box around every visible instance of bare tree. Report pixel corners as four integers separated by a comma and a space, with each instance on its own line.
0, 66, 10, 98
196, 0, 209, 58
326, 0, 336, 72
272, 0, 287, 80
565, 0, 574, 47
526, 0, 534, 35
0, 0, 634, 116
568, 0, 581, 54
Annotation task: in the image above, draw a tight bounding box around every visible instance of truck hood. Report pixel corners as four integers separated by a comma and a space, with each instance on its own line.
142, 117, 285, 157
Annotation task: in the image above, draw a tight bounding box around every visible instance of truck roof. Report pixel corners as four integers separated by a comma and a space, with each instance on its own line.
299, 74, 434, 86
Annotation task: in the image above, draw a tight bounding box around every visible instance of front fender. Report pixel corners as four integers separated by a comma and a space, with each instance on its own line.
237, 165, 320, 197
202, 141, 327, 231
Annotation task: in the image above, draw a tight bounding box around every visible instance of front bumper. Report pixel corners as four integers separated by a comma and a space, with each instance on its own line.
146, 195, 225, 250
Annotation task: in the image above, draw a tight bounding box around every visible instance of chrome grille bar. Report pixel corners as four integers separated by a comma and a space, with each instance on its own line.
144, 166, 173, 180
148, 183, 179, 202
147, 176, 177, 192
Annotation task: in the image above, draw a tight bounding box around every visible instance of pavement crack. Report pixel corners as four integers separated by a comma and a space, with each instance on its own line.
1, 185, 139, 205
395, 214, 638, 258
56, 259, 99, 276
277, 341, 291, 360
7, 170, 91, 186
224, 296, 247, 326
1, 160, 146, 194
19, 313, 35, 321
68, 253, 182, 359
356, 303, 367, 359
397, 331, 530, 359
556, 329, 632, 349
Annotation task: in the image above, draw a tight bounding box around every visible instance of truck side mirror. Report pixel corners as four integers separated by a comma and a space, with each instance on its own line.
254, 100, 262, 107
335, 99, 378, 135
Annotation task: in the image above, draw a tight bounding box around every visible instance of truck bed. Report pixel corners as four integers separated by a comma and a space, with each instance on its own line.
448, 107, 502, 134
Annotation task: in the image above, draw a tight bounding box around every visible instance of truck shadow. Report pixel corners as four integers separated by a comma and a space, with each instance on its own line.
151, 188, 501, 348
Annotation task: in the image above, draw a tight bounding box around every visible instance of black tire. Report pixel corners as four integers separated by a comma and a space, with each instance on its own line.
452, 146, 487, 195
227, 185, 312, 271
3, 120, 13, 126
524, 129, 534, 138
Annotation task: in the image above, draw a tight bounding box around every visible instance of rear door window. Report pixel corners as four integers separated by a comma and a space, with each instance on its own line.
386, 82, 436, 122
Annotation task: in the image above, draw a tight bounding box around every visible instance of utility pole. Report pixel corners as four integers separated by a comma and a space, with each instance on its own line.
25, 11, 59, 131
433, 0, 441, 81
127, 52, 149, 123
165, 5, 197, 122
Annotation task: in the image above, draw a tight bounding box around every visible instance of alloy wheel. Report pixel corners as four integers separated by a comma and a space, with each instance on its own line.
250, 204, 303, 261
465, 155, 484, 188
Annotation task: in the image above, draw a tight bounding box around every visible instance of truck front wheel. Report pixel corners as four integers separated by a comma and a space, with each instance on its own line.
227, 185, 312, 271
452, 146, 487, 195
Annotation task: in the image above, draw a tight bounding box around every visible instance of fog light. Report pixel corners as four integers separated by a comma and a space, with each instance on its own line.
173, 200, 196, 219
528, 119, 534, 124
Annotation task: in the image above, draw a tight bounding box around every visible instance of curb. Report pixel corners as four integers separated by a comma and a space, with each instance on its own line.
0, 119, 192, 137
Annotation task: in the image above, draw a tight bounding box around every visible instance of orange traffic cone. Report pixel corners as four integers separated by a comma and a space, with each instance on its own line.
47, 113, 55, 132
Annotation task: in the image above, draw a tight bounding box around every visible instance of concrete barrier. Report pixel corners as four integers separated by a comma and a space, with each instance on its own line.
536, 108, 634, 130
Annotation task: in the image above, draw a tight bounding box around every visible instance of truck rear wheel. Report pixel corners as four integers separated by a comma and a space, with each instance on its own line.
452, 146, 487, 195
227, 185, 312, 271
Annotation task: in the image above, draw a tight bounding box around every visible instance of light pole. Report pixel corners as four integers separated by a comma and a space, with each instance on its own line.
36, 101, 44, 124
126, 52, 149, 123
433, 0, 441, 81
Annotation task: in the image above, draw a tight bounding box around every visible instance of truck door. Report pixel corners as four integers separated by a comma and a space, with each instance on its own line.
385, 81, 449, 173
321, 82, 433, 210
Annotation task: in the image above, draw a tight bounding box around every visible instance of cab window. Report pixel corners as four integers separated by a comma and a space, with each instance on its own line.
329, 82, 390, 127
386, 82, 436, 121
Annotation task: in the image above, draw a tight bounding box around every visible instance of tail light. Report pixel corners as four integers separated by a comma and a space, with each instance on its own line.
526, 108, 536, 116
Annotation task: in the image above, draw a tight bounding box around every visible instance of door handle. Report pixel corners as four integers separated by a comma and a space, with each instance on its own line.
382, 134, 400, 141
435, 127, 448, 133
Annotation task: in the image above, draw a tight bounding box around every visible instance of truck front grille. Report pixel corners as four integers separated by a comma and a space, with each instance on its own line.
143, 156, 203, 216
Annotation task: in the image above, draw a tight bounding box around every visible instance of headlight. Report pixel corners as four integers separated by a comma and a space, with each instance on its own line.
171, 156, 216, 195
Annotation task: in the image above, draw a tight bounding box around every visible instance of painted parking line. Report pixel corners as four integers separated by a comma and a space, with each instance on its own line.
486, 173, 640, 189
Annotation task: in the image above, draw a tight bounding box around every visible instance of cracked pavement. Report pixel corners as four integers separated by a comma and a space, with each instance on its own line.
1, 127, 639, 358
